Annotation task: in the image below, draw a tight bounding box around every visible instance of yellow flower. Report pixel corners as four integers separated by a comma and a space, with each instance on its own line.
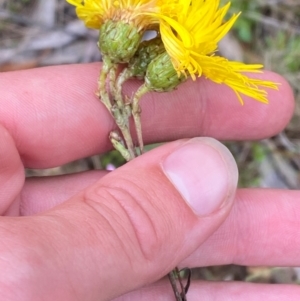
67, 0, 178, 63
157, 0, 278, 104
66, 0, 174, 31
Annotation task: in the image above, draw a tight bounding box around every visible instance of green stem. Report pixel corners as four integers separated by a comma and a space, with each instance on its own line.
131, 84, 149, 154
109, 64, 117, 106
113, 68, 137, 160
115, 68, 133, 109
109, 131, 131, 162
111, 105, 136, 160
98, 58, 136, 160
98, 56, 113, 111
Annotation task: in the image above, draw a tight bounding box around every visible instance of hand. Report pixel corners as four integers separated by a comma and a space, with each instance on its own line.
0, 64, 297, 300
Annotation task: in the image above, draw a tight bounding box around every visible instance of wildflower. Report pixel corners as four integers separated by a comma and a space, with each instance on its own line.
66, 0, 175, 63
66, 0, 172, 30
147, 0, 278, 104
131, 0, 279, 153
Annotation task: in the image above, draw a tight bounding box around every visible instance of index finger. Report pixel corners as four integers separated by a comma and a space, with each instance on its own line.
0, 63, 294, 168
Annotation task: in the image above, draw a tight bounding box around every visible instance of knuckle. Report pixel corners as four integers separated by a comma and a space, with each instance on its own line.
83, 175, 171, 262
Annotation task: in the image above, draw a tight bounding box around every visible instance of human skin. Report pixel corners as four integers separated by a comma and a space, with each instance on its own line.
0, 63, 299, 300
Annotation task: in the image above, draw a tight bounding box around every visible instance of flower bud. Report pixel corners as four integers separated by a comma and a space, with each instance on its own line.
128, 36, 165, 79
99, 20, 142, 63
145, 52, 186, 92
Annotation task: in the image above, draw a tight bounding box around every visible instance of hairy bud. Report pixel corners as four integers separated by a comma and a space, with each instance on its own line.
99, 20, 142, 63
145, 52, 186, 92
128, 36, 165, 79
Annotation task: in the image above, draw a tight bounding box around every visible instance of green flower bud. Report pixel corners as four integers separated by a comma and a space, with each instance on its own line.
145, 52, 186, 92
99, 20, 142, 63
128, 37, 165, 79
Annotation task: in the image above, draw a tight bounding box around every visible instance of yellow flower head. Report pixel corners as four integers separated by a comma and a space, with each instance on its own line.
67, 0, 178, 63
158, 0, 278, 103
66, 0, 174, 31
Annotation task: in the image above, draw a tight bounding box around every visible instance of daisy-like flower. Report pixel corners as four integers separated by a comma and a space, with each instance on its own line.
130, 0, 279, 153
67, 0, 176, 63
145, 0, 278, 104
66, 0, 175, 31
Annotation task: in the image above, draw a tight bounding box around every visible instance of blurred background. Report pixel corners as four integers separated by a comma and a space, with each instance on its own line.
1, 0, 300, 287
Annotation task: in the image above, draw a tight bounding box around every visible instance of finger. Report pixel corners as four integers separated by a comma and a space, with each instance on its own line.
182, 188, 300, 267
20, 175, 300, 267
187, 281, 300, 301
113, 279, 300, 301
0, 124, 24, 215
0, 64, 294, 168
20, 170, 107, 215
136, 71, 294, 144
0, 138, 237, 300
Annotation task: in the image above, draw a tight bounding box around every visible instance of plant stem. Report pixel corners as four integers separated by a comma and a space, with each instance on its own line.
109, 64, 117, 105
115, 68, 133, 109
111, 105, 136, 160
98, 57, 113, 111
112, 68, 136, 159
98, 58, 136, 160
168, 267, 191, 301
131, 83, 149, 154
109, 131, 131, 162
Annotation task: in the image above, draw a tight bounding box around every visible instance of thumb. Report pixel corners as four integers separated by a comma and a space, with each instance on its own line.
1, 138, 238, 301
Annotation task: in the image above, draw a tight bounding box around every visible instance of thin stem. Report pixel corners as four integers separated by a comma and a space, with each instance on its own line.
111, 105, 136, 160
97, 56, 113, 112
109, 64, 118, 106
98, 58, 136, 160
112, 68, 137, 160
168, 269, 184, 301
115, 68, 133, 109
109, 131, 131, 162
131, 84, 149, 154
168, 268, 190, 301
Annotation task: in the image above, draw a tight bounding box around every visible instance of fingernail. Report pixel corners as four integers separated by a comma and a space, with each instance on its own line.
161, 138, 238, 216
